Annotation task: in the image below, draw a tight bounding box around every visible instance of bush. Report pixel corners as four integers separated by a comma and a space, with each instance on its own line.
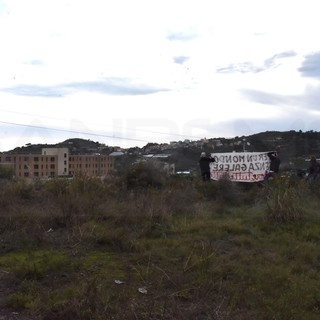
125, 160, 167, 189
42, 175, 109, 226
0, 164, 14, 180
265, 175, 306, 223
196, 177, 242, 206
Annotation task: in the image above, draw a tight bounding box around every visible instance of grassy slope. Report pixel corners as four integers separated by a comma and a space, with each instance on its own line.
0, 175, 320, 320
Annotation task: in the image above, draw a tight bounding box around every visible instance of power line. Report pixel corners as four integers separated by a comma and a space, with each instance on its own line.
0, 109, 205, 140
0, 120, 149, 143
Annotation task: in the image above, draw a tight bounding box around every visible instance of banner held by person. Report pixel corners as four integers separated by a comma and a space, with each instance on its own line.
210, 152, 275, 182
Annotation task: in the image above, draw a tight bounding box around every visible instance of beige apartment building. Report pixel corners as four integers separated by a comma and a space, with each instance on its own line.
0, 147, 114, 179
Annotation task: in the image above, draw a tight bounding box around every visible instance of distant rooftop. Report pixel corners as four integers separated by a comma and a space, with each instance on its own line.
109, 151, 125, 157
143, 154, 171, 158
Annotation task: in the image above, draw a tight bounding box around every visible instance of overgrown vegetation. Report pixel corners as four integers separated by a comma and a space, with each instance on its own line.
1, 168, 320, 319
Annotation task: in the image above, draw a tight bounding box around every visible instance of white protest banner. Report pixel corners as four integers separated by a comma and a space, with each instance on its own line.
210, 152, 272, 182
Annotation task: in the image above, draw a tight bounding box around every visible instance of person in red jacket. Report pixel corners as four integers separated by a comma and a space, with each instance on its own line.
199, 152, 215, 181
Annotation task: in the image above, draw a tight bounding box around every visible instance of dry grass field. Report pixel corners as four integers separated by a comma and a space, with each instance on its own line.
1, 166, 320, 319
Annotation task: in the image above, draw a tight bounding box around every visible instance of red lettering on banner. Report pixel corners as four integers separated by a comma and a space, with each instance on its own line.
211, 152, 271, 182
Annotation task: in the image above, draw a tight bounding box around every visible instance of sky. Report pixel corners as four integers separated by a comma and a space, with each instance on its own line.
1, 0, 320, 151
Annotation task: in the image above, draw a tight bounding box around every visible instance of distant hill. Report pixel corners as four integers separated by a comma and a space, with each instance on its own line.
4, 130, 320, 174
172, 130, 320, 173
8, 138, 116, 155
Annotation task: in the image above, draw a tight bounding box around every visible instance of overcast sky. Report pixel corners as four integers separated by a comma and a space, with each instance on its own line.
1, 0, 320, 151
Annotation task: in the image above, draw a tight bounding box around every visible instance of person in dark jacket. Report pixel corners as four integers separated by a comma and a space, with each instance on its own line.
268, 152, 281, 173
199, 152, 215, 181
308, 155, 320, 183
265, 152, 281, 180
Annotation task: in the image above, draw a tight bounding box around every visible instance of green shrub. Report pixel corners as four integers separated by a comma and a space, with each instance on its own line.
7, 280, 42, 310
9, 180, 35, 200
125, 160, 167, 189
42, 175, 109, 226
0, 250, 69, 279
265, 176, 306, 223
196, 177, 242, 205
0, 164, 14, 180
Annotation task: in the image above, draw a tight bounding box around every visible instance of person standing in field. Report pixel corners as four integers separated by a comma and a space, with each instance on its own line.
265, 152, 281, 180
308, 155, 320, 183
268, 152, 281, 173
199, 152, 215, 181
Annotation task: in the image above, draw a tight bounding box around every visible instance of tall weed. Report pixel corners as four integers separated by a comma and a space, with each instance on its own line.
265, 175, 307, 223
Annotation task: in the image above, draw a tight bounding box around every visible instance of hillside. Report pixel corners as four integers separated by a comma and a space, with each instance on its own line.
5, 130, 320, 174
138, 130, 320, 173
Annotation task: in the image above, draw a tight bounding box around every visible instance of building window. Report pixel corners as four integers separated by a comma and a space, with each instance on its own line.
34, 164, 39, 169
64, 153, 67, 158
50, 157, 55, 162
50, 164, 55, 169
34, 157, 39, 162
34, 172, 39, 177
24, 172, 29, 177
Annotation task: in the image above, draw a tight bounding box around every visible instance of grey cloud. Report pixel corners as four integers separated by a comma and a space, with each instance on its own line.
167, 31, 197, 41
1, 77, 169, 98
211, 115, 320, 142
217, 50, 297, 74
173, 56, 189, 64
3, 85, 64, 97
298, 52, 320, 79
264, 51, 297, 68
241, 89, 290, 106
241, 85, 320, 111
66, 78, 168, 95
216, 62, 264, 74
24, 59, 44, 66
